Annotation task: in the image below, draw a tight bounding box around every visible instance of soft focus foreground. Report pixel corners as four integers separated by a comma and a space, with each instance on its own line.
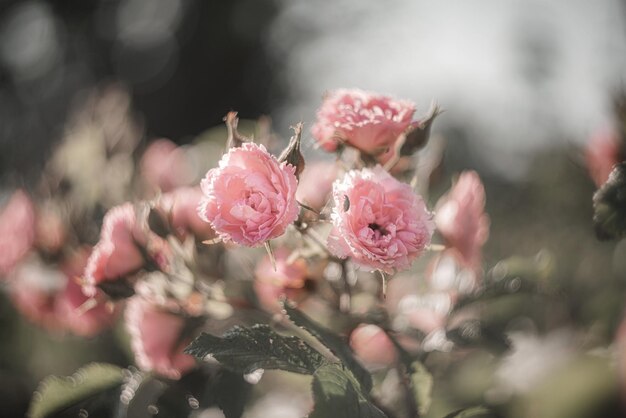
2, 3, 626, 418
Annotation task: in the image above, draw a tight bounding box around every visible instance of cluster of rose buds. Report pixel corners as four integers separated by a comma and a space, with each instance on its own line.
0, 86, 497, 382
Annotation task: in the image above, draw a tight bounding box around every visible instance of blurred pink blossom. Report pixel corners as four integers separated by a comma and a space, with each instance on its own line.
198, 143, 299, 247
435, 171, 489, 271
159, 187, 215, 241
10, 249, 117, 336
311, 89, 415, 155
0, 190, 36, 276
328, 166, 434, 273
427, 249, 479, 297
349, 324, 397, 368
295, 161, 339, 212
125, 297, 196, 380
83, 203, 165, 297
397, 293, 452, 336
140, 139, 194, 193
10, 261, 66, 331
254, 247, 309, 312
585, 127, 623, 187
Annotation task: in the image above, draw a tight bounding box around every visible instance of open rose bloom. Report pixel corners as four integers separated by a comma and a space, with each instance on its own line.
328, 166, 434, 273
311, 89, 416, 155
198, 143, 299, 247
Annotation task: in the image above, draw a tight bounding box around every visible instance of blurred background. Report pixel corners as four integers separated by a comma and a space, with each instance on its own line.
2, 0, 626, 417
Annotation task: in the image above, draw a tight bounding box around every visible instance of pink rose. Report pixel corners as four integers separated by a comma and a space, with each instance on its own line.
295, 161, 339, 212
10, 250, 117, 336
435, 171, 489, 270
0, 190, 36, 276
311, 89, 415, 155
9, 261, 66, 332
125, 297, 196, 380
159, 187, 215, 240
140, 138, 194, 193
254, 247, 309, 312
198, 143, 299, 247
349, 324, 397, 368
586, 127, 623, 187
328, 166, 434, 273
84, 203, 171, 297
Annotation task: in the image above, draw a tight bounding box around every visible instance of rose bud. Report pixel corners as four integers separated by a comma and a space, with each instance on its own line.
295, 161, 339, 212
254, 247, 310, 312
125, 297, 197, 380
140, 138, 194, 194
349, 324, 397, 368
0, 190, 35, 277
328, 166, 434, 273
311, 89, 415, 156
435, 171, 489, 271
586, 127, 623, 187
198, 143, 299, 247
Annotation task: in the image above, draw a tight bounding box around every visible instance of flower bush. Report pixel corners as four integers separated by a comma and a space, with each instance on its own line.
4, 84, 626, 418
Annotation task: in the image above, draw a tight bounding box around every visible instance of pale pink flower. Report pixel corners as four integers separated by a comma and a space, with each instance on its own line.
435, 171, 489, 270
295, 161, 339, 212
83, 203, 146, 296
328, 166, 434, 273
349, 324, 397, 368
426, 249, 479, 296
254, 247, 309, 312
0, 190, 36, 276
198, 143, 299, 247
125, 297, 196, 380
140, 138, 194, 193
311, 89, 415, 155
397, 293, 452, 335
9, 250, 117, 336
586, 127, 623, 187
9, 260, 66, 331
159, 187, 215, 240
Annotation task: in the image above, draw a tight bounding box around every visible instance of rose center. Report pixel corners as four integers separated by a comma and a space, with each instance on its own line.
368, 223, 389, 236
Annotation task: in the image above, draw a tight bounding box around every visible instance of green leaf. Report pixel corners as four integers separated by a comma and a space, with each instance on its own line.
410, 361, 433, 416
593, 162, 626, 240
184, 324, 325, 375
28, 363, 124, 418
309, 363, 388, 418
442, 406, 494, 418
282, 301, 373, 392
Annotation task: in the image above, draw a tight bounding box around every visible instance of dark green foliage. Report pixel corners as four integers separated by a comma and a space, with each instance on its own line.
184, 324, 326, 375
